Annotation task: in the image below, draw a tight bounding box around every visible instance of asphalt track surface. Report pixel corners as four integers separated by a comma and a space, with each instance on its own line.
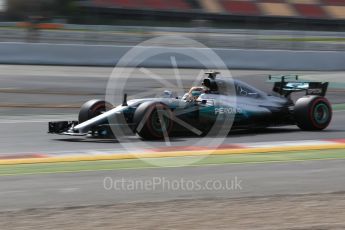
0, 66, 345, 211
1, 159, 345, 211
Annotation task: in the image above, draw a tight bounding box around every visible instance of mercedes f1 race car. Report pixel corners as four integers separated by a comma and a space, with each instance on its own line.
49, 71, 332, 140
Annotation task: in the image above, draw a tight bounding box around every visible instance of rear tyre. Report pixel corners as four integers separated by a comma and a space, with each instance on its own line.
294, 96, 332, 131
78, 99, 113, 123
133, 102, 174, 140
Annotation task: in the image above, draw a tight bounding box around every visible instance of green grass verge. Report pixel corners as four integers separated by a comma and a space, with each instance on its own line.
333, 104, 345, 111
261, 37, 345, 42
1, 149, 345, 176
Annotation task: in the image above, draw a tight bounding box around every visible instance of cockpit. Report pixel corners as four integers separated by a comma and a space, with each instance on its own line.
182, 86, 207, 101
182, 71, 222, 101
182, 71, 264, 101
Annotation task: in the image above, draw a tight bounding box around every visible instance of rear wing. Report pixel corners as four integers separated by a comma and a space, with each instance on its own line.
269, 75, 329, 97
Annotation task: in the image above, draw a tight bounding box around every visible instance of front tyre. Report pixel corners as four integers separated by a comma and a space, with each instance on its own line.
78, 99, 113, 123
294, 96, 332, 131
133, 102, 174, 140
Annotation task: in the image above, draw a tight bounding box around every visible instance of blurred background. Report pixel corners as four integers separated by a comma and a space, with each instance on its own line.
0, 0, 344, 50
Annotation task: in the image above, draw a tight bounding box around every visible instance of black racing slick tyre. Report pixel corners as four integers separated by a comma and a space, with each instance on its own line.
133, 102, 174, 140
294, 96, 332, 131
78, 99, 113, 123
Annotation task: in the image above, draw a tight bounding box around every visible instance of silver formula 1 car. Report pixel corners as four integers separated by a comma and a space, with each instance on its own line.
49, 71, 332, 139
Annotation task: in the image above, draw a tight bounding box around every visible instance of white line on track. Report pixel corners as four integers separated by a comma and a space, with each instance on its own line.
1, 109, 344, 123
0, 115, 76, 124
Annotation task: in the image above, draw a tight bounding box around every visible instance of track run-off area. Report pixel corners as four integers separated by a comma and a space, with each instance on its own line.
0, 65, 345, 229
